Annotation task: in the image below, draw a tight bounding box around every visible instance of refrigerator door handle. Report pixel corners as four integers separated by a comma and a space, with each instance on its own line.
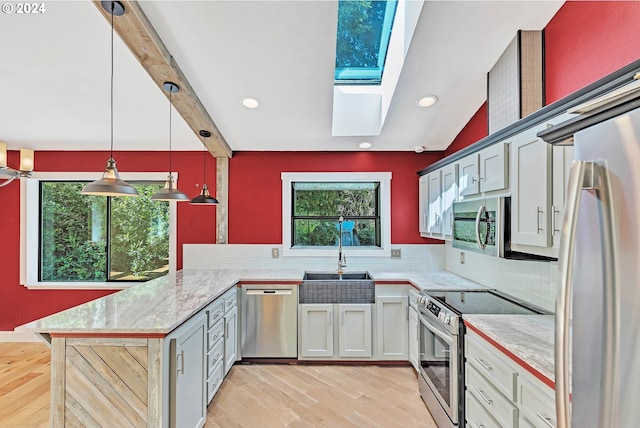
556, 161, 619, 428
556, 160, 586, 428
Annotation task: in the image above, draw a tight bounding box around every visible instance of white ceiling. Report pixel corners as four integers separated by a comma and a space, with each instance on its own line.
0, 0, 564, 153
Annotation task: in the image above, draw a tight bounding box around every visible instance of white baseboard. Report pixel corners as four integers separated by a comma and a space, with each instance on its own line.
0, 331, 41, 342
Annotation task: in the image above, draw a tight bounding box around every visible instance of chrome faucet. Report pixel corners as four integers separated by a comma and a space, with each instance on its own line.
337, 216, 347, 274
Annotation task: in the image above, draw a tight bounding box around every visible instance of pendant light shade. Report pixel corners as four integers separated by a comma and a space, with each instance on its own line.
151, 81, 189, 202
191, 130, 219, 205
82, 1, 138, 197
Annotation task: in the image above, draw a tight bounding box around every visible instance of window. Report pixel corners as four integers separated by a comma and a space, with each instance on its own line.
292, 182, 380, 247
334, 0, 398, 84
21, 172, 177, 289
40, 181, 169, 282
282, 172, 391, 257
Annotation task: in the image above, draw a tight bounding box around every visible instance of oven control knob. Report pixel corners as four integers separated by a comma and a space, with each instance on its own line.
444, 315, 451, 324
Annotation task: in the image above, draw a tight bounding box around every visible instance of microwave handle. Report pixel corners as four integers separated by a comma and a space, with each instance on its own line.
474, 205, 487, 250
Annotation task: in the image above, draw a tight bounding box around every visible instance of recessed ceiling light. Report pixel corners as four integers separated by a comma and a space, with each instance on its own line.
414, 145, 425, 153
242, 98, 260, 109
418, 95, 438, 108
359, 142, 372, 149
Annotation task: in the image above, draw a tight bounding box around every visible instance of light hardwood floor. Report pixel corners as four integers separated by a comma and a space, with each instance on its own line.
0, 343, 437, 427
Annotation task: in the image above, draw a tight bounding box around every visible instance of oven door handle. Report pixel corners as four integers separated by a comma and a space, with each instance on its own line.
419, 313, 453, 345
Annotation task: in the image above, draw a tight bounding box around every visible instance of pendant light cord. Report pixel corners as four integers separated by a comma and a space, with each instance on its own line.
169, 86, 173, 175
202, 135, 207, 182
110, 1, 115, 159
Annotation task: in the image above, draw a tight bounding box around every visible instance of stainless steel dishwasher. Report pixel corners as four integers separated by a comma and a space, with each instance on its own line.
241, 284, 298, 358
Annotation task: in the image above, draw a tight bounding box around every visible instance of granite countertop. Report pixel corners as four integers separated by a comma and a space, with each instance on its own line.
463, 314, 557, 386
18, 268, 489, 337
18, 268, 303, 336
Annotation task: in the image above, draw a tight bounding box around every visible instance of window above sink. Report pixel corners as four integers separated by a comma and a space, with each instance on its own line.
281, 172, 391, 258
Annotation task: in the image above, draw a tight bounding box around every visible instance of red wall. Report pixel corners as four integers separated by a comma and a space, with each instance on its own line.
445, 2, 640, 155
545, 1, 640, 104
228, 151, 443, 245
0, 150, 217, 330
445, 103, 488, 158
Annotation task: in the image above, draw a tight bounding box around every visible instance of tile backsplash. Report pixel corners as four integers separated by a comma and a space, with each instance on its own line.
183, 244, 444, 273
443, 241, 557, 312
184, 242, 556, 312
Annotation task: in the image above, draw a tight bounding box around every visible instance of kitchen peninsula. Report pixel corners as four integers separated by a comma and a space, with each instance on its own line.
19, 268, 558, 428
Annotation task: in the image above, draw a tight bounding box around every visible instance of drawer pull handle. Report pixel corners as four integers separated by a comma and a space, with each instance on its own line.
474, 356, 493, 372
472, 386, 493, 405
536, 412, 555, 428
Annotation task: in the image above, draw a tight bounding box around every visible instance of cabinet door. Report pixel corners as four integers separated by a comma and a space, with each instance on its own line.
551, 145, 574, 249
427, 171, 442, 234
511, 132, 552, 247
338, 304, 372, 358
408, 306, 420, 372
376, 296, 408, 360
480, 142, 509, 193
300, 304, 334, 357
224, 307, 237, 376
458, 153, 480, 198
441, 163, 458, 237
170, 312, 206, 428
419, 175, 429, 235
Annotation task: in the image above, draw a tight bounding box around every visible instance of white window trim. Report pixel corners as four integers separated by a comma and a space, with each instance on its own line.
20, 172, 178, 290
281, 172, 391, 257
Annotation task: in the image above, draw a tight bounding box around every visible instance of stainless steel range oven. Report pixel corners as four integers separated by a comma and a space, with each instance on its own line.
416, 289, 550, 428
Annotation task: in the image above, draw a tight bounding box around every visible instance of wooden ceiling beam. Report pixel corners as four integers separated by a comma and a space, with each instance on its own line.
93, 0, 232, 158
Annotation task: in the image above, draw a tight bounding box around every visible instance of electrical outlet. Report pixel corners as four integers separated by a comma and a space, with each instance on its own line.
391, 249, 401, 259
271, 248, 279, 258
460, 252, 465, 264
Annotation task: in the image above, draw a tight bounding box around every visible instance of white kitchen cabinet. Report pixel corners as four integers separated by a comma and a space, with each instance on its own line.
222, 287, 238, 376
300, 304, 334, 358
168, 311, 207, 428
511, 126, 552, 248
224, 306, 237, 375
337, 304, 372, 358
427, 170, 442, 234
441, 163, 458, 238
376, 296, 409, 360
511, 122, 574, 257
408, 305, 420, 372
465, 329, 556, 428
419, 174, 429, 236
518, 375, 557, 428
458, 153, 480, 198
479, 141, 509, 193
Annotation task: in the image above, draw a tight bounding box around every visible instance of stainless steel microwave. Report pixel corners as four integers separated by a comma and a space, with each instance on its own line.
452, 197, 506, 257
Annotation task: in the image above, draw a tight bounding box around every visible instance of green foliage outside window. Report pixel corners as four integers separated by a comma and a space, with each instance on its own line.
292, 182, 380, 247
40, 182, 169, 282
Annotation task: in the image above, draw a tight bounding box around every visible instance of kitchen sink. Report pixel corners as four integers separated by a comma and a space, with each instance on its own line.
299, 271, 374, 304
302, 271, 372, 281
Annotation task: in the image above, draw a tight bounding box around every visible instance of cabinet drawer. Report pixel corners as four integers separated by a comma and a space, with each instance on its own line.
466, 390, 501, 428
208, 319, 224, 350
519, 416, 536, 428
223, 287, 238, 312
466, 334, 518, 401
466, 364, 518, 428
206, 299, 225, 328
518, 377, 556, 428
207, 339, 224, 377
207, 359, 224, 403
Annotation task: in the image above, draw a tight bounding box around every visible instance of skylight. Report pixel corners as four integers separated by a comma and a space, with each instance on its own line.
334, 0, 398, 85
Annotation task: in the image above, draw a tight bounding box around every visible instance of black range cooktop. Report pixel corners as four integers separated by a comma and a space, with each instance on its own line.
426, 289, 549, 315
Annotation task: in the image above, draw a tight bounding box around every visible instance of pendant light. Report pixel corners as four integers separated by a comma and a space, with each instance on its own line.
81, 1, 138, 197
151, 82, 189, 202
190, 130, 219, 205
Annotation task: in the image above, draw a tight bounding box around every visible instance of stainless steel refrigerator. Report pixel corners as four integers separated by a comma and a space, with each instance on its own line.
543, 85, 640, 428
